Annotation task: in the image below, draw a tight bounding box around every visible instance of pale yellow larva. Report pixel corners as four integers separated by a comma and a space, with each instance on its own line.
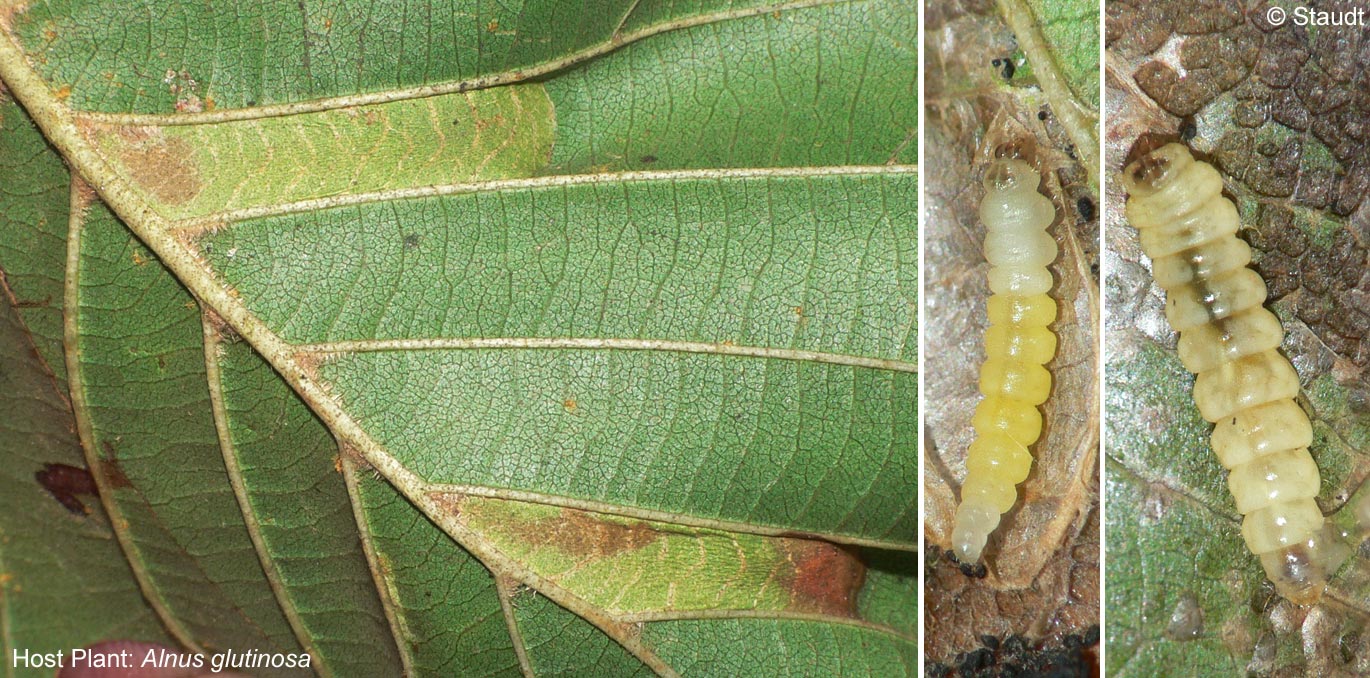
951, 158, 1059, 568
1121, 143, 1349, 604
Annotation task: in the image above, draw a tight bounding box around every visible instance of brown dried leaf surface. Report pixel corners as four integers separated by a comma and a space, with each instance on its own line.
924, 0, 1100, 664
1106, 0, 1370, 674
925, 504, 1099, 663
1107, 0, 1370, 367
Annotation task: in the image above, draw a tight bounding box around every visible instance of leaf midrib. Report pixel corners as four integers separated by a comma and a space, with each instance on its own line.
1, 15, 919, 674
996, 0, 1100, 182
1, 25, 692, 676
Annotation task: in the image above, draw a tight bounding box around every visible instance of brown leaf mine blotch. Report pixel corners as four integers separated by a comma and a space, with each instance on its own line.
778, 540, 865, 617
110, 126, 202, 206
522, 508, 660, 559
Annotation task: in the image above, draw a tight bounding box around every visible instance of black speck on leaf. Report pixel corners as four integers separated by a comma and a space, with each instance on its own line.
990, 57, 1015, 79
1179, 117, 1198, 142
1077, 196, 1096, 221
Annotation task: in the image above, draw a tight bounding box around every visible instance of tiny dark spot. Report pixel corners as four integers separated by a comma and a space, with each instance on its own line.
640, 155, 658, 164
1339, 631, 1361, 665
1077, 196, 1096, 221
956, 562, 988, 579
1179, 117, 1198, 142
959, 648, 994, 672
991, 57, 1015, 80
246, 100, 256, 106
1250, 580, 1277, 613
403, 233, 421, 249
980, 635, 1000, 651
1066, 145, 1077, 160
1037, 110, 1048, 120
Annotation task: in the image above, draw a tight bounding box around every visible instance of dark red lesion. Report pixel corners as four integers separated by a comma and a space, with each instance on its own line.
35, 462, 99, 515
779, 540, 867, 617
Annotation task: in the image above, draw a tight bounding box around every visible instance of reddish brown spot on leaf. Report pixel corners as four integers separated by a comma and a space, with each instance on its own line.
35, 463, 98, 515
778, 540, 865, 617
96, 440, 133, 489
96, 457, 133, 490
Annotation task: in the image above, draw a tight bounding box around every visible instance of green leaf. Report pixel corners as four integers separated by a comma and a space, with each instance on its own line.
0, 0, 916, 674
1105, 5, 1370, 675
88, 87, 556, 219
0, 99, 69, 386
0, 98, 173, 667
921, 0, 1099, 667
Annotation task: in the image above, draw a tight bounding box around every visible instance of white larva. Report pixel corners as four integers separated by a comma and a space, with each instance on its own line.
1121, 143, 1349, 605
951, 158, 1059, 567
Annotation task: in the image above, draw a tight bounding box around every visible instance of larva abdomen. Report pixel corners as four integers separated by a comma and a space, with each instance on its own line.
1122, 143, 1349, 604
951, 159, 1059, 565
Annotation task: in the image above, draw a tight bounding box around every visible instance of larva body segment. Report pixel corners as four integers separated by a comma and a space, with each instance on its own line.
1122, 143, 1349, 604
951, 159, 1059, 565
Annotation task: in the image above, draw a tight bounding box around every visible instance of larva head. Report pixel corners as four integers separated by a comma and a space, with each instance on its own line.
983, 159, 1038, 195
1120, 143, 1194, 197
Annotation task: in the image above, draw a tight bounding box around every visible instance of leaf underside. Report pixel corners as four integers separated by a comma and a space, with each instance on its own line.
0, 0, 918, 675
